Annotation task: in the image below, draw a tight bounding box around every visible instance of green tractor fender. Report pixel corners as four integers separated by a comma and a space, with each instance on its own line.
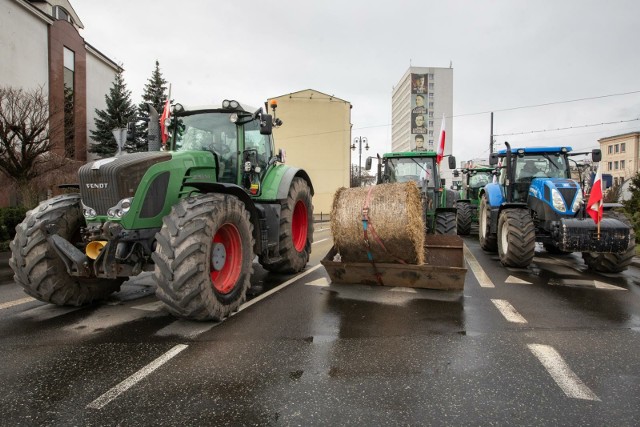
258, 165, 314, 201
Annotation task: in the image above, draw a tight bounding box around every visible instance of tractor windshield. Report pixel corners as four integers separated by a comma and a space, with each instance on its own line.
515, 153, 569, 181
469, 172, 491, 188
172, 112, 238, 158
385, 156, 436, 188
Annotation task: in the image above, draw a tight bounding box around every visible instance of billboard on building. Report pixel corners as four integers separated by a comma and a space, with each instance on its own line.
411, 73, 430, 151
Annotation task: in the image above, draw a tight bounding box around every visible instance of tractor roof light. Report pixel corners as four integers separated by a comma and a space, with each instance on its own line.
229, 113, 239, 123
222, 100, 240, 110
517, 149, 525, 155
173, 103, 184, 113
560, 147, 568, 153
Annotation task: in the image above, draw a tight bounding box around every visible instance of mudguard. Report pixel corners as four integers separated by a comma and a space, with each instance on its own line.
483, 182, 504, 207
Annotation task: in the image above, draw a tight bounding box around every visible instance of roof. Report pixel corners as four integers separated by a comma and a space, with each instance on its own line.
269, 89, 349, 104
597, 131, 640, 142
383, 151, 437, 158
495, 146, 573, 155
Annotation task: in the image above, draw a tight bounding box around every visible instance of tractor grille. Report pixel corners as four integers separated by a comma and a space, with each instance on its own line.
79, 152, 171, 215
558, 187, 578, 206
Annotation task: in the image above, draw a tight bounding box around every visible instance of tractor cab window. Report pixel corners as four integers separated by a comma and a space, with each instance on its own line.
515, 154, 568, 181
386, 157, 436, 188
173, 112, 238, 182
469, 172, 490, 188
243, 119, 273, 175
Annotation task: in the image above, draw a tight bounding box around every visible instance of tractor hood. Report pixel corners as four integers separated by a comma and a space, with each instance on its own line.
528, 178, 582, 216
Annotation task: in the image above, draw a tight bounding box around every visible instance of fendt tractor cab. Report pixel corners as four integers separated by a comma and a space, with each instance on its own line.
454, 166, 496, 235
10, 99, 314, 320
366, 151, 458, 234
478, 142, 634, 272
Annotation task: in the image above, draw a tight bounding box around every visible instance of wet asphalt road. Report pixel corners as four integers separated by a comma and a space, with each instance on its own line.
1, 224, 640, 426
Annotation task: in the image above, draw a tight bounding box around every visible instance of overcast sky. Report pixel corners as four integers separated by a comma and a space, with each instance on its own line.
72, 0, 640, 163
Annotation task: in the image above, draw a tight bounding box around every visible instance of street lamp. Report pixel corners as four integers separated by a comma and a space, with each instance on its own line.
351, 136, 369, 186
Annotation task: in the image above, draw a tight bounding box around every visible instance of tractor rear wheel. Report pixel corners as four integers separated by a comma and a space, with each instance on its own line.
456, 202, 472, 235
435, 211, 456, 235
582, 211, 636, 273
497, 209, 536, 268
153, 193, 254, 320
259, 177, 314, 273
478, 195, 498, 252
9, 194, 123, 305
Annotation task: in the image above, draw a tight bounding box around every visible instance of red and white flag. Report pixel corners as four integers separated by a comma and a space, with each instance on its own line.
436, 113, 446, 165
159, 84, 172, 146
586, 162, 603, 224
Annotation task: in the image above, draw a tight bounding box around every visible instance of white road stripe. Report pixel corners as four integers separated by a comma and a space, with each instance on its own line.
505, 275, 532, 285
131, 301, 166, 312
527, 344, 600, 401
491, 299, 527, 323
463, 245, 495, 288
236, 264, 322, 313
87, 344, 188, 410
594, 280, 626, 291
313, 238, 330, 245
306, 277, 330, 287
0, 297, 36, 310
155, 320, 219, 338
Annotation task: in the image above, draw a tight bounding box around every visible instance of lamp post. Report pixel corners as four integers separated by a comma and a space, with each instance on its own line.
351, 136, 369, 186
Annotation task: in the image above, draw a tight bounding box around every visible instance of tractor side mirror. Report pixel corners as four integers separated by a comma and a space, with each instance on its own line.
260, 114, 273, 135
489, 153, 499, 165
365, 157, 372, 171
448, 156, 456, 169
278, 148, 286, 163
591, 149, 602, 163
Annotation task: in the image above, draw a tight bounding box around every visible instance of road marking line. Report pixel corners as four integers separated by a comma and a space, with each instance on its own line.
0, 297, 36, 310
505, 275, 532, 285
313, 238, 329, 245
87, 344, 188, 410
131, 301, 166, 312
155, 320, 219, 338
527, 344, 600, 401
491, 299, 527, 323
594, 280, 626, 291
463, 244, 495, 288
306, 277, 330, 287
236, 264, 322, 313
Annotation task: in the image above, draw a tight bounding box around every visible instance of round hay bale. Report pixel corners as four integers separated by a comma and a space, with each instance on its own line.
330, 182, 425, 264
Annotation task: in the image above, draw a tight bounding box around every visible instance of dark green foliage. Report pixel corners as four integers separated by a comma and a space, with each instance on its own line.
0, 206, 28, 242
89, 68, 136, 158
131, 60, 168, 152
622, 172, 640, 238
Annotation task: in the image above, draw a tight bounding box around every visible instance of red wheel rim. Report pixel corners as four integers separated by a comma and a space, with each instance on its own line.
210, 223, 242, 294
292, 200, 308, 252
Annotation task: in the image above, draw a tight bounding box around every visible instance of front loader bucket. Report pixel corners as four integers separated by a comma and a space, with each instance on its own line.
320, 235, 466, 290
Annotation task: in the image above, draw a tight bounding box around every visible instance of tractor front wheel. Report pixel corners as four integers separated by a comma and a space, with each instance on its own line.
435, 211, 456, 235
153, 193, 254, 320
9, 194, 123, 305
456, 202, 472, 235
497, 209, 535, 268
478, 195, 498, 252
259, 177, 314, 274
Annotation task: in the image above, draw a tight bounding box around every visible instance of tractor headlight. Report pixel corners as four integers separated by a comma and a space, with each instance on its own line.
551, 189, 566, 212
82, 202, 97, 220
107, 197, 133, 220
571, 191, 583, 213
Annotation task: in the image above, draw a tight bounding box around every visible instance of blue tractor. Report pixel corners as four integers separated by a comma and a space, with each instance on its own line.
479, 143, 634, 272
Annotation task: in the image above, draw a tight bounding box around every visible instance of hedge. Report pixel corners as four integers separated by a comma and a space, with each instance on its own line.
0, 207, 28, 244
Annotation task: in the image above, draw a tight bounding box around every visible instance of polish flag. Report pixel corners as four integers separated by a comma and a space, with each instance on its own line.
436, 113, 446, 165
586, 163, 603, 224
159, 98, 171, 145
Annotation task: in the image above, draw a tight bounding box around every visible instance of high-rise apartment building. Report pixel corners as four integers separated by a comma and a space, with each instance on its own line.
391, 66, 453, 154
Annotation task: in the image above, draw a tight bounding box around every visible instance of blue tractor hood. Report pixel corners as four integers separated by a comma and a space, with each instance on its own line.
528, 177, 582, 217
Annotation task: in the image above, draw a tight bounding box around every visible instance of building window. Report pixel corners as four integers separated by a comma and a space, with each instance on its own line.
608, 161, 612, 170
428, 73, 434, 80
428, 93, 434, 98
54, 6, 71, 23
63, 47, 75, 158
428, 139, 434, 146
428, 120, 434, 127
608, 145, 613, 154
614, 160, 619, 169
621, 142, 626, 152
428, 83, 434, 90
428, 111, 434, 118
428, 130, 434, 136
615, 144, 619, 153
428, 102, 434, 108
621, 160, 625, 169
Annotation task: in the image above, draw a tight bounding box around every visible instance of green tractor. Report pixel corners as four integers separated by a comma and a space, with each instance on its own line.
366, 151, 458, 234
454, 166, 495, 235
9, 99, 314, 320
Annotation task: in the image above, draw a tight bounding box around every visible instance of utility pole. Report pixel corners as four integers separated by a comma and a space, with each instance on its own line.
489, 112, 494, 154
351, 136, 369, 186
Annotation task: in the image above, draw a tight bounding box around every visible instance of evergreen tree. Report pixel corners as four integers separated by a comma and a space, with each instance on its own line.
132, 60, 168, 152
89, 68, 136, 158
622, 172, 640, 238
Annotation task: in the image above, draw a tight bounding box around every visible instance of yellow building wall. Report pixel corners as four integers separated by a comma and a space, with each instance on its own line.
269, 90, 352, 218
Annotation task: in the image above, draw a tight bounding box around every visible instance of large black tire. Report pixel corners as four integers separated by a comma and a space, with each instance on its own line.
582, 211, 636, 273
456, 202, 472, 235
497, 209, 536, 268
153, 194, 254, 320
259, 177, 314, 273
478, 195, 498, 252
435, 211, 456, 235
9, 194, 122, 305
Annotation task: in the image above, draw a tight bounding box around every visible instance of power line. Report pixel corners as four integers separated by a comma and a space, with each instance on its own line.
494, 118, 640, 137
